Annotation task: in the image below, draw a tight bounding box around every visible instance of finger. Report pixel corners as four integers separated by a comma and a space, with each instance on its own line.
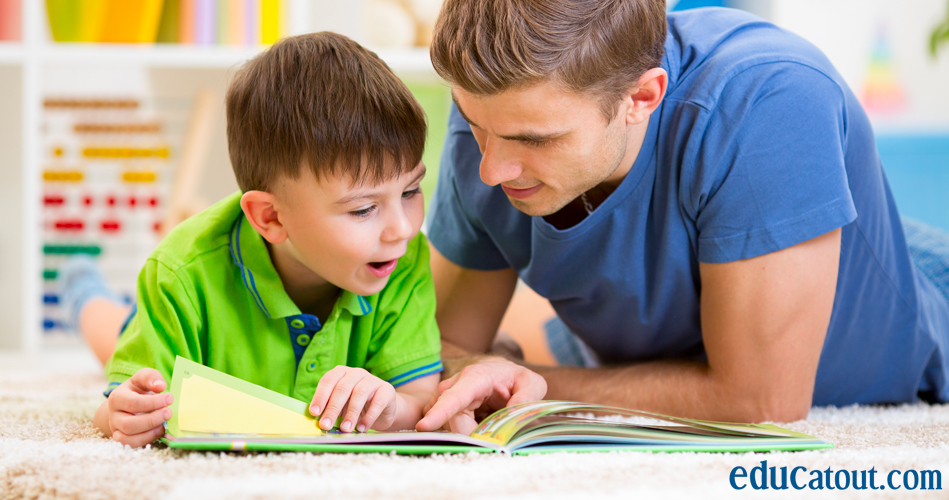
111, 407, 172, 436
310, 365, 348, 417
112, 424, 165, 448
110, 389, 173, 415
417, 373, 461, 428
127, 368, 167, 394
341, 377, 380, 432
416, 374, 491, 432
320, 369, 366, 430
358, 383, 395, 432
423, 373, 459, 416
447, 410, 478, 435
506, 371, 548, 407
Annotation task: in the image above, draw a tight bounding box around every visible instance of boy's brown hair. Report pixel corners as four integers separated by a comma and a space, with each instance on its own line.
430, 0, 667, 120
226, 32, 426, 192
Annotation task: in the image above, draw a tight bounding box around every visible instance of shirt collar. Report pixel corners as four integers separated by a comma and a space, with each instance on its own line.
228, 214, 370, 319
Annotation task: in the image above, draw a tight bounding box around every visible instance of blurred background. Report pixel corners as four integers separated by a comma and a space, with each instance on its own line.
0, 0, 946, 358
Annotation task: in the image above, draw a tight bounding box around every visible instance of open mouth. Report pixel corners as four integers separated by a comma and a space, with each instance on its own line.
366, 259, 398, 278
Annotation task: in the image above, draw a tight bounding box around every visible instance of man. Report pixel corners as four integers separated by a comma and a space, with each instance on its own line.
415, 0, 949, 435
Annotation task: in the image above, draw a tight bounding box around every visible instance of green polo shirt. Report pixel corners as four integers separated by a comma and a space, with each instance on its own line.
105, 192, 442, 403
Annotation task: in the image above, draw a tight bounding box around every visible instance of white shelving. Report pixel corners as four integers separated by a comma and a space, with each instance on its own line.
21, 43, 433, 73
0, 41, 22, 63
0, 1, 437, 353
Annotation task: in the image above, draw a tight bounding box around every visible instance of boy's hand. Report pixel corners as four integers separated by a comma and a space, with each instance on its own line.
105, 368, 173, 447
310, 366, 397, 433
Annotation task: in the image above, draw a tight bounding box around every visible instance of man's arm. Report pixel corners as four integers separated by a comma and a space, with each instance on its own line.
417, 245, 548, 433
422, 229, 841, 431
535, 228, 841, 422
429, 243, 519, 373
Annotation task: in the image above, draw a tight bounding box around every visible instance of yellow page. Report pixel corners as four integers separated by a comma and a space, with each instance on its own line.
178, 373, 322, 436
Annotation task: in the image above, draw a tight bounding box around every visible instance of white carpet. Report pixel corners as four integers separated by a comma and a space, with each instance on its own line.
1, 348, 948, 499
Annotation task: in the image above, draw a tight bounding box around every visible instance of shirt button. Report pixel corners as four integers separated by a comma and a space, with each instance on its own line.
296, 333, 311, 346
290, 319, 305, 329
307, 362, 317, 372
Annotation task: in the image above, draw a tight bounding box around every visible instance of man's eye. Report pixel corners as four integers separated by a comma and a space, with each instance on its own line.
350, 206, 375, 218
525, 139, 552, 147
402, 188, 421, 199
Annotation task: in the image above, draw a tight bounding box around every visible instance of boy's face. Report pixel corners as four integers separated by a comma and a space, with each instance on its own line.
272, 161, 426, 297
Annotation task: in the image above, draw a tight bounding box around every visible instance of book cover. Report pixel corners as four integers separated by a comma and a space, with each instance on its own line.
194, 0, 215, 45
155, 0, 180, 43
161, 357, 833, 455
178, 0, 194, 43
260, 0, 278, 44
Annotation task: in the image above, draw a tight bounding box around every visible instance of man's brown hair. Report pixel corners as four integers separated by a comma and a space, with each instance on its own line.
430, 0, 667, 120
226, 32, 426, 192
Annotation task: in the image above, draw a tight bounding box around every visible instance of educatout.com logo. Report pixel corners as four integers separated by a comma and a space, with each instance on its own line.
729, 461, 943, 491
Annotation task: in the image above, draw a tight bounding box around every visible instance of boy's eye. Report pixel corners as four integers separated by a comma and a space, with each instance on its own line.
350, 205, 375, 218
525, 139, 552, 148
402, 187, 421, 199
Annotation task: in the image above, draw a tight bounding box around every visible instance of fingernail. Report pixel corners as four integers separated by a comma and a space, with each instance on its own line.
320, 418, 332, 429
163, 409, 171, 420
341, 421, 352, 432
357, 424, 366, 432
165, 394, 173, 405
310, 406, 320, 416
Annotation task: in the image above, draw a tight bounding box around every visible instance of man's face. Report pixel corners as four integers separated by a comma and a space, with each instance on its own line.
453, 81, 632, 217
272, 162, 426, 296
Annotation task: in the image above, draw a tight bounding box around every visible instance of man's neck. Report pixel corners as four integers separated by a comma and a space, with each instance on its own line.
544, 115, 650, 230
267, 241, 339, 321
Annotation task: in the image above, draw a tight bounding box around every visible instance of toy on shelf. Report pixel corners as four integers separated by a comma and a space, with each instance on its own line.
40, 95, 173, 338
40, 86, 217, 341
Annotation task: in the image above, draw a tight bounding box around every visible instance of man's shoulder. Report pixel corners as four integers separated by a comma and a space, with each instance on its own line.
149, 191, 243, 275
666, 8, 842, 109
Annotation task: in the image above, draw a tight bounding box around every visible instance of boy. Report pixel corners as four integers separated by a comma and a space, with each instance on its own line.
89, 32, 443, 448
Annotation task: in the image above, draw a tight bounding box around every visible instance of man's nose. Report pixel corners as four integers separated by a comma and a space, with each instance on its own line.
479, 136, 522, 187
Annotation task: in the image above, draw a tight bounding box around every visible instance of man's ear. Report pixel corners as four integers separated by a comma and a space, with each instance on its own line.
624, 67, 668, 125
240, 190, 287, 244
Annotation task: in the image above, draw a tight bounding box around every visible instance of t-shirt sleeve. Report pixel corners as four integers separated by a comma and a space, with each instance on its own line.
103, 259, 204, 395
687, 63, 858, 263
363, 233, 443, 387
426, 105, 510, 271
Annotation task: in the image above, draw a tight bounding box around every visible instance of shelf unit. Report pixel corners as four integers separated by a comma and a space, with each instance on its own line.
0, 1, 440, 353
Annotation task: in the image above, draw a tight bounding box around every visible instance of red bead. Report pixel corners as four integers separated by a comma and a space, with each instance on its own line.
43, 195, 65, 206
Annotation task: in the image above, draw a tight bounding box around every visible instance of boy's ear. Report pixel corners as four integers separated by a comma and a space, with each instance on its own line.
240, 190, 288, 244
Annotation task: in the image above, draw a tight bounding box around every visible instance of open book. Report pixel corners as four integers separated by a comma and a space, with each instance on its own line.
162, 356, 832, 455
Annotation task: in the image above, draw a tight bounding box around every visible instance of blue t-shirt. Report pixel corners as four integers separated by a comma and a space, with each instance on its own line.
427, 8, 949, 406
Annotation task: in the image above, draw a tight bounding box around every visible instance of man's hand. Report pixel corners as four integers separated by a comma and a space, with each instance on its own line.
309, 366, 397, 433
416, 357, 547, 434
99, 368, 173, 448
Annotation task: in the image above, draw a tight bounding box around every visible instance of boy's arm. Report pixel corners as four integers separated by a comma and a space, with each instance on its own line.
100, 259, 203, 446
390, 373, 440, 431
94, 368, 173, 446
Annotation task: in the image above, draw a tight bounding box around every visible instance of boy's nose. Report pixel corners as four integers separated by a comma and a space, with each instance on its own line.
382, 207, 414, 242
